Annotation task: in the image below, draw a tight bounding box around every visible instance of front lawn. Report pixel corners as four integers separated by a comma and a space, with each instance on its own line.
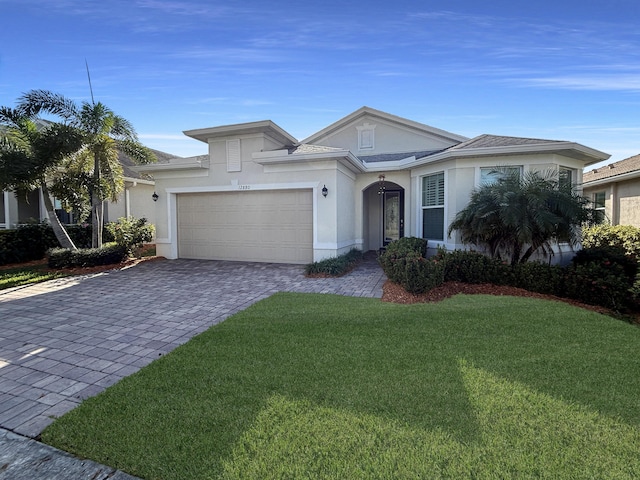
0, 262, 66, 290
41, 293, 640, 479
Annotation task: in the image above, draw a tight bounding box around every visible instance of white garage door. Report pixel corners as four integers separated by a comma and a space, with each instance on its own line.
177, 189, 313, 264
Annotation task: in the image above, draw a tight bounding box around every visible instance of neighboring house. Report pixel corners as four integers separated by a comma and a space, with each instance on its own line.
136, 106, 610, 265
0, 149, 174, 230
583, 154, 640, 227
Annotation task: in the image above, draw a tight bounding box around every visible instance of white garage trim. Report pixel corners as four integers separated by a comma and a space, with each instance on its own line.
159, 182, 321, 261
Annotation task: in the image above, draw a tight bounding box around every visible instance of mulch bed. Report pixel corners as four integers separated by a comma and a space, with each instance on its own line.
0, 255, 165, 275
381, 280, 640, 323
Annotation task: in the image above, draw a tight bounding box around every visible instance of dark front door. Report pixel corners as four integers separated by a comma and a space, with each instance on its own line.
383, 190, 404, 245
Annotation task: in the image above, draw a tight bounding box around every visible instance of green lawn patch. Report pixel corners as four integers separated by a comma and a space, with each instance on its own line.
0, 264, 66, 290
41, 293, 640, 479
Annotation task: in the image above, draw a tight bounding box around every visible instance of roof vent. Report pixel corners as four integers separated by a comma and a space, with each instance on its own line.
609, 164, 615, 169
593, 169, 598, 173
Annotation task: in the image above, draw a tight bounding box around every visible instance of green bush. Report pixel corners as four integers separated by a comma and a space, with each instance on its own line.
399, 252, 444, 294
378, 237, 428, 284
440, 250, 512, 285
48, 243, 128, 269
513, 261, 565, 296
105, 217, 155, 255
305, 249, 363, 276
65, 224, 115, 249
564, 246, 638, 311
582, 224, 640, 257
381, 239, 639, 312
0, 223, 59, 265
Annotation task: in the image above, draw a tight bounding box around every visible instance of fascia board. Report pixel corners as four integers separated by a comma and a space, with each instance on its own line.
132, 159, 209, 173
183, 120, 297, 146
403, 142, 609, 169
253, 150, 366, 173
124, 176, 155, 185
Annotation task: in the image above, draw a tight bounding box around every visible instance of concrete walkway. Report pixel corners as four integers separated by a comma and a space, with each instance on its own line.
0, 256, 386, 478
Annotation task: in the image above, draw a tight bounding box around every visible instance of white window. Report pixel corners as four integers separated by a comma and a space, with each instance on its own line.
422, 172, 445, 241
594, 191, 606, 223
226, 139, 241, 172
559, 167, 574, 190
480, 166, 522, 185
357, 123, 376, 150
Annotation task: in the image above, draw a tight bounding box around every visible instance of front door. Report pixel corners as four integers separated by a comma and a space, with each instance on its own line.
383, 190, 404, 245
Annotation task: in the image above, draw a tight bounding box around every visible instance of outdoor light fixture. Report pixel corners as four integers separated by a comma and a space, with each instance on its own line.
322, 185, 328, 197
152, 192, 159, 202
377, 174, 386, 195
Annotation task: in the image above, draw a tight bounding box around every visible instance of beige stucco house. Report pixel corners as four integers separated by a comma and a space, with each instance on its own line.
583, 154, 640, 227
137, 107, 610, 264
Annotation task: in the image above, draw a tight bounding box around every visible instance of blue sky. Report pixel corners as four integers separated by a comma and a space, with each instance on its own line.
1, 0, 639, 169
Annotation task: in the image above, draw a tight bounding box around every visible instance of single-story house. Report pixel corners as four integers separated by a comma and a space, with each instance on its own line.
583, 154, 640, 227
0, 149, 172, 230
137, 106, 610, 264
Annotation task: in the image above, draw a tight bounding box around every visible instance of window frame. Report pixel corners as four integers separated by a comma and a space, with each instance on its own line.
479, 165, 522, 185
421, 171, 445, 241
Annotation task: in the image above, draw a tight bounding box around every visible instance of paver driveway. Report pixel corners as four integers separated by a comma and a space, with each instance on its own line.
0, 257, 385, 438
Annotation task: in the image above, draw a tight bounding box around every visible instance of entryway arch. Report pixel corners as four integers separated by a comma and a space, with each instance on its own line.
362, 180, 404, 252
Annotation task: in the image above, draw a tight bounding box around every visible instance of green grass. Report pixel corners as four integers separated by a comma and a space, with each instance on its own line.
0, 264, 66, 290
41, 293, 640, 479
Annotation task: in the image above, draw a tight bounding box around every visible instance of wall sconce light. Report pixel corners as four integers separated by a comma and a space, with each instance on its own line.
152, 192, 159, 202
377, 174, 386, 195
322, 185, 328, 197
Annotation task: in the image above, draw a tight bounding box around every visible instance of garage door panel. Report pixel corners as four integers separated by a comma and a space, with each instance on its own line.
178, 190, 313, 264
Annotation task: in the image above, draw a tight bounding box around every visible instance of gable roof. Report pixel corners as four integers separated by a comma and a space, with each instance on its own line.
583, 154, 640, 184
301, 106, 468, 145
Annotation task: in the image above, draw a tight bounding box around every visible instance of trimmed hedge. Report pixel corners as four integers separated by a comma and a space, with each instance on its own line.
48, 243, 128, 269
305, 249, 364, 276
379, 238, 639, 312
0, 223, 58, 265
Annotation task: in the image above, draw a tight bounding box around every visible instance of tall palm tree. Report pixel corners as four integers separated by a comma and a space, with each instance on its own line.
448, 169, 591, 265
18, 90, 156, 248
0, 106, 83, 249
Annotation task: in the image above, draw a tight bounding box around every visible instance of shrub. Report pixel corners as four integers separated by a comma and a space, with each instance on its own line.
582, 224, 640, 257
439, 250, 512, 285
48, 243, 128, 269
399, 252, 444, 294
513, 261, 565, 296
564, 246, 638, 311
0, 223, 58, 265
379, 237, 427, 284
305, 249, 363, 276
105, 217, 155, 255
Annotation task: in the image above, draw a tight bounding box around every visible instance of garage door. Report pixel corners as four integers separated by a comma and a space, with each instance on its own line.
177, 189, 313, 264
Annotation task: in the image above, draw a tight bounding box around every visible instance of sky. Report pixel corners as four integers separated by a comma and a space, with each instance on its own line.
1, 0, 639, 170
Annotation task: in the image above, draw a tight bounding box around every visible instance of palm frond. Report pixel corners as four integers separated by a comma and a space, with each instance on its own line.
17, 89, 79, 122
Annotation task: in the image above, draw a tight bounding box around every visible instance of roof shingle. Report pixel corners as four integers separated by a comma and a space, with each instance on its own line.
583, 154, 640, 183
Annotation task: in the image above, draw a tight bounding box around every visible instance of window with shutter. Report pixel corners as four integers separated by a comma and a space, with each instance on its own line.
422, 172, 445, 241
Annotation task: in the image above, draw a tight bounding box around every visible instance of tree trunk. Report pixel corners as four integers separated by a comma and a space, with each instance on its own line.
91, 193, 103, 248
91, 149, 103, 248
41, 183, 77, 250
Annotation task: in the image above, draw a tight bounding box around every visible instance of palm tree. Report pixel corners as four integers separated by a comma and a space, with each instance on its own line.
0, 106, 83, 249
448, 168, 592, 265
18, 90, 156, 248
